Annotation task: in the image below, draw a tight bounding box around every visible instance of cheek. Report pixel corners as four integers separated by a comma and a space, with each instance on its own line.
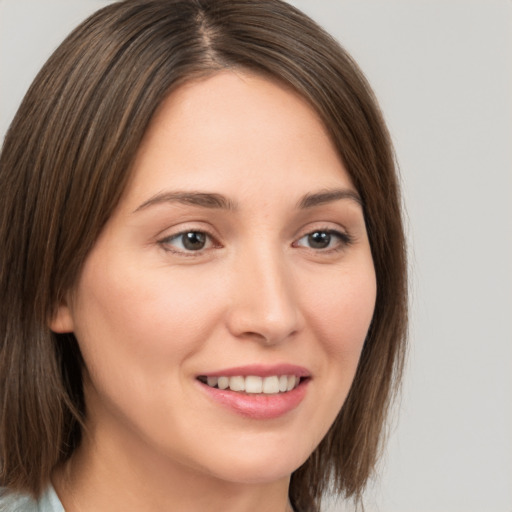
69, 256, 223, 396
69, 258, 229, 457
80, 258, 205, 334
303, 261, 376, 420
305, 263, 377, 359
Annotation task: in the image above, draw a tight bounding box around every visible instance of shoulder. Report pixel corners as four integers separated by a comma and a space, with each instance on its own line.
0, 487, 64, 512
0, 489, 38, 512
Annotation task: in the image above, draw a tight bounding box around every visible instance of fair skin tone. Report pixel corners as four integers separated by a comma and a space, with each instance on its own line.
51, 71, 376, 512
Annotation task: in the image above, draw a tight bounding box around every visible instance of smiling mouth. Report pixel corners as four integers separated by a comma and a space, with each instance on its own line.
197, 375, 305, 394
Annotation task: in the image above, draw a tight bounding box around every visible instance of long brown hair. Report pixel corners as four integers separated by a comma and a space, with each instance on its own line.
0, 1, 407, 510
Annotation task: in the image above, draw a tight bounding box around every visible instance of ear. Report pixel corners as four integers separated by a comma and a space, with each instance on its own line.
49, 300, 75, 333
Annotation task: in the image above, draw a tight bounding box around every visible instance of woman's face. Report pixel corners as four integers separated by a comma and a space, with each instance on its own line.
53, 71, 376, 485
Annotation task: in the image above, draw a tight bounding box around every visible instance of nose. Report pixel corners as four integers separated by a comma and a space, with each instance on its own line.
225, 246, 303, 346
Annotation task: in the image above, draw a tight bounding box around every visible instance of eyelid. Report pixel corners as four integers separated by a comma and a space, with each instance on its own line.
157, 226, 221, 256
155, 222, 354, 256
292, 226, 354, 252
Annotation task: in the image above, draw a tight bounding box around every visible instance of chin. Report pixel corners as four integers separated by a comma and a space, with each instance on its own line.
192, 438, 312, 485
207, 460, 298, 486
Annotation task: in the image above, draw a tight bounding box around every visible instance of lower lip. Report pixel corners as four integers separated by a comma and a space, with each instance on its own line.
198, 379, 309, 420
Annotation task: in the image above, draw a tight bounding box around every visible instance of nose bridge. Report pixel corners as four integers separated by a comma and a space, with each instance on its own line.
227, 239, 301, 344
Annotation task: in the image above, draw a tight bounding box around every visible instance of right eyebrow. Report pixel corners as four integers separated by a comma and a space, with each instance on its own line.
132, 191, 239, 213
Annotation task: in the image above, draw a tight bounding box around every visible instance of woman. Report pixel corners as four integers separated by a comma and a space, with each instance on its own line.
0, 1, 407, 511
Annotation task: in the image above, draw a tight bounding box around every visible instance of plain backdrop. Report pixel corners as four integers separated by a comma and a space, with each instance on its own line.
1, 1, 511, 511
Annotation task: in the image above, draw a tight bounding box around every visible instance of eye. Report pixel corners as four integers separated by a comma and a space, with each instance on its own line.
294, 229, 352, 251
159, 230, 215, 253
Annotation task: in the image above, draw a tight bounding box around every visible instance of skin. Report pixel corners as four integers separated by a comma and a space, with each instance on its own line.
51, 71, 377, 512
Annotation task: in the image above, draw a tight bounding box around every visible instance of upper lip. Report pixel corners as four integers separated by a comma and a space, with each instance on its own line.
198, 364, 311, 378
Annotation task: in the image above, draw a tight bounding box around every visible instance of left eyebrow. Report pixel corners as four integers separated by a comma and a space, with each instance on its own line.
297, 188, 362, 209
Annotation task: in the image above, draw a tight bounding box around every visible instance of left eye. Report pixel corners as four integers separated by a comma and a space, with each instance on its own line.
295, 230, 348, 250
161, 231, 213, 252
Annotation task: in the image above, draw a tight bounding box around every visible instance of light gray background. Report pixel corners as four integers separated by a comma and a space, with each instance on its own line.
1, 1, 511, 511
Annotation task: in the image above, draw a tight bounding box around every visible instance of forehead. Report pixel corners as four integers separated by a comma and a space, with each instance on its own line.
123, 71, 354, 209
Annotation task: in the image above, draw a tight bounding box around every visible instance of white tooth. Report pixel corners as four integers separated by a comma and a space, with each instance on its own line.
218, 376, 229, 390
279, 375, 288, 392
245, 376, 263, 393
286, 375, 296, 391
207, 376, 218, 387
263, 376, 280, 394
229, 376, 245, 392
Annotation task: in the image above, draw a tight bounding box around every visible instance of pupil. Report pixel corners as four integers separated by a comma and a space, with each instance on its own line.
308, 231, 330, 249
183, 232, 206, 250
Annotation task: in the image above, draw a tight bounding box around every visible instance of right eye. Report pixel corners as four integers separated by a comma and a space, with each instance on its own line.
159, 230, 215, 254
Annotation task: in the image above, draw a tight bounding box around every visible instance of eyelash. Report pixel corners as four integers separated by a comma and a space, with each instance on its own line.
158, 227, 353, 257
158, 228, 219, 257
293, 228, 354, 252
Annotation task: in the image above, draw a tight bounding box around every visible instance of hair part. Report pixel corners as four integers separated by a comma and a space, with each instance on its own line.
0, 1, 407, 510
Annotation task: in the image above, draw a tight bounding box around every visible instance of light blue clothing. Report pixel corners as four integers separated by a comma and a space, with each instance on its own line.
0, 486, 64, 512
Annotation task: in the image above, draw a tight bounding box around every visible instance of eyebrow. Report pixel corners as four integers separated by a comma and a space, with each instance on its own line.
133, 191, 238, 213
133, 187, 362, 213
296, 188, 362, 209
